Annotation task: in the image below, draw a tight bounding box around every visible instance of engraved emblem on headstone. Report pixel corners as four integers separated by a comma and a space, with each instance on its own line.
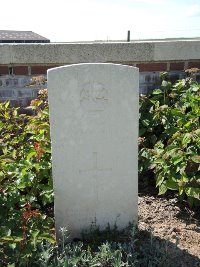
80, 82, 108, 112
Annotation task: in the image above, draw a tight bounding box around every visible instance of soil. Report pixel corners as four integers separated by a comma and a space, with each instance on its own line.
138, 180, 200, 266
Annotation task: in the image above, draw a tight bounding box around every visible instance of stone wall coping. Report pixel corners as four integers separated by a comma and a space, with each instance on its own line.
0, 39, 200, 64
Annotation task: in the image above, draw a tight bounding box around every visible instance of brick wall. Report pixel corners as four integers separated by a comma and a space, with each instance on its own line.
31, 65, 58, 75
13, 66, 28, 75
1, 61, 200, 76
0, 65, 60, 76
136, 63, 167, 72
135, 61, 200, 72
0, 66, 9, 75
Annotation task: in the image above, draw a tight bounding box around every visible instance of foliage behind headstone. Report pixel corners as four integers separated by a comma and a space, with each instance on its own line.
139, 71, 200, 206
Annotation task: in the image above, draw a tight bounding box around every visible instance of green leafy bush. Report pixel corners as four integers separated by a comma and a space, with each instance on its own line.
139, 72, 200, 206
0, 90, 54, 266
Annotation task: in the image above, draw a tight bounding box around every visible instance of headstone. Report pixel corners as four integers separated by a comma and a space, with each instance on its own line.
48, 63, 139, 239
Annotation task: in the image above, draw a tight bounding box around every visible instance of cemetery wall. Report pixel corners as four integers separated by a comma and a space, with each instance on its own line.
0, 39, 200, 106
1, 39, 200, 66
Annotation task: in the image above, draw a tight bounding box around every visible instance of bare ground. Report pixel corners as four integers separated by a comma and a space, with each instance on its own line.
138, 182, 200, 267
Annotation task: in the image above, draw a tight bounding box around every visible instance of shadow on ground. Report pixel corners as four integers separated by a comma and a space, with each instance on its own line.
138, 175, 200, 266
138, 229, 200, 267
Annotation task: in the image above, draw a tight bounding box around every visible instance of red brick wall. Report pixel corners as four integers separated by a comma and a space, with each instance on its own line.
31, 65, 59, 75
169, 62, 185, 71
0, 62, 200, 75
13, 66, 28, 75
136, 63, 167, 72
0, 66, 8, 75
188, 62, 200, 69
134, 61, 200, 72
31, 66, 49, 75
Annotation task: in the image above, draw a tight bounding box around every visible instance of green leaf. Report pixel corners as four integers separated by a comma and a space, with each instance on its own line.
183, 122, 192, 130
14, 236, 24, 242
179, 187, 184, 195
39, 233, 56, 244
9, 243, 17, 250
12, 149, 17, 159
172, 155, 184, 165
182, 133, 192, 145
142, 119, 150, 127
191, 155, 200, 163
165, 179, 179, 190
194, 128, 200, 136
156, 174, 164, 187
5, 101, 10, 108
0, 236, 14, 241
185, 187, 200, 200
161, 80, 169, 87
152, 89, 163, 95
140, 148, 150, 159
160, 104, 168, 110
158, 183, 168, 195
149, 99, 157, 105
27, 151, 36, 161
170, 109, 182, 116
13, 109, 18, 117
31, 230, 40, 248
0, 157, 15, 163
165, 148, 179, 157
1, 227, 12, 237
191, 86, 199, 92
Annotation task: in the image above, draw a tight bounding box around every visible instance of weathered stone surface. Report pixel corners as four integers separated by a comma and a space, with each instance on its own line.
1, 39, 200, 65
154, 40, 200, 61
48, 63, 139, 239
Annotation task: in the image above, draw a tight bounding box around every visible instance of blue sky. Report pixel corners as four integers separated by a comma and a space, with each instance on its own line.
1, 0, 200, 42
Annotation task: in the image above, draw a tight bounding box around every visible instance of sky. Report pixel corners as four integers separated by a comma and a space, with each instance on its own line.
1, 0, 200, 42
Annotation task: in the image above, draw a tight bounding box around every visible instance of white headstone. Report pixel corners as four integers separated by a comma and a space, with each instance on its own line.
48, 63, 139, 239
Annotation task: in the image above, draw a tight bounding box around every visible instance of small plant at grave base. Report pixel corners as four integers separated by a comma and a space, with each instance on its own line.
23, 224, 178, 267
139, 70, 200, 206
0, 90, 55, 266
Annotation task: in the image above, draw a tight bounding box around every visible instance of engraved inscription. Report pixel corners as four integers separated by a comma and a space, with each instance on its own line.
80, 82, 108, 112
79, 152, 112, 174
79, 152, 112, 203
